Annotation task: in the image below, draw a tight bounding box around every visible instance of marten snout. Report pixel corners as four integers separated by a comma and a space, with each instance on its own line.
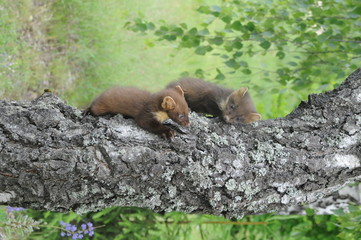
181, 119, 190, 127
223, 114, 244, 124
223, 112, 261, 124
177, 113, 190, 127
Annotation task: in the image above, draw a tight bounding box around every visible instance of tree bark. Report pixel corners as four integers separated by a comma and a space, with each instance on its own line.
0, 69, 360, 218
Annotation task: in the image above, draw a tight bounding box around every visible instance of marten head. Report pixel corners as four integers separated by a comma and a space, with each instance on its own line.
156, 86, 190, 127
223, 87, 261, 124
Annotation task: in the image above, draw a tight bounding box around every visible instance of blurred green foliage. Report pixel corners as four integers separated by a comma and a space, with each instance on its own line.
1, 205, 361, 239
127, 0, 360, 118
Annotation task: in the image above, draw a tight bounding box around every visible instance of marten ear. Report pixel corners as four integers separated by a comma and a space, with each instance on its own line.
174, 85, 184, 96
244, 113, 261, 123
234, 87, 248, 98
161, 96, 176, 110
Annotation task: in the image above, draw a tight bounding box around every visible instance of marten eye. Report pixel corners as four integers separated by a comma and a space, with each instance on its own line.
236, 116, 244, 122
179, 114, 184, 119
230, 104, 236, 110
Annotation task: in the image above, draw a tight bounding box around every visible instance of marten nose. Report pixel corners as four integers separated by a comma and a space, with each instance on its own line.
183, 121, 190, 127
223, 115, 230, 123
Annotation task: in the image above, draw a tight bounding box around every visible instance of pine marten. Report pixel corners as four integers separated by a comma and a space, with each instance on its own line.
167, 78, 261, 124
84, 85, 190, 139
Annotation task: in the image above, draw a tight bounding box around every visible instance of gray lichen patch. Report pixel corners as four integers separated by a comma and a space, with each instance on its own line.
168, 185, 177, 198
225, 179, 237, 191
0, 191, 16, 202
204, 132, 229, 147
182, 159, 212, 189
329, 154, 360, 169
338, 134, 360, 148
250, 141, 289, 165
238, 180, 261, 200
300, 115, 327, 125
280, 187, 305, 204
162, 168, 175, 182
118, 184, 136, 195
118, 146, 152, 163
201, 154, 214, 167
247, 193, 281, 213
261, 127, 285, 139
209, 191, 224, 212
356, 115, 361, 125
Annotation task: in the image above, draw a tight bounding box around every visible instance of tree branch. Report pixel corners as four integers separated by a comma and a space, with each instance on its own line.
0, 68, 360, 218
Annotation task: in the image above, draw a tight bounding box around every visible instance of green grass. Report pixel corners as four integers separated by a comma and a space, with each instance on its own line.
0, 0, 71, 100
48, 0, 222, 108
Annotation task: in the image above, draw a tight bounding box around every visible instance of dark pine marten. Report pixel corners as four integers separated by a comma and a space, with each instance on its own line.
167, 78, 261, 124
84, 85, 190, 139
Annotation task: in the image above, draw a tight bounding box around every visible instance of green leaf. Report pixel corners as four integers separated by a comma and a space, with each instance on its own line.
239, 61, 248, 67
215, 72, 225, 80
180, 71, 190, 77
180, 23, 188, 29
352, 6, 361, 14
298, 22, 306, 31
242, 33, 250, 40
159, 26, 168, 32
231, 21, 243, 31
348, 204, 360, 213
146, 22, 155, 30
233, 51, 243, 58
260, 40, 271, 50
198, 28, 210, 36
242, 69, 252, 75
305, 208, 314, 216
221, 16, 232, 24
197, 6, 211, 14
287, 61, 298, 66
181, 35, 200, 48
332, 208, 345, 216
245, 22, 256, 32
188, 27, 198, 36
224, 41, 233, 52
208, 37, 224, 46
276, 51, 285, 59
195, 46, 211, 55
233, 38, 243, 49
225, 59, 240, 69
195, 68, 205, 78
172, 27, 184, 36
268, 215, 302, 221
215, 68, 225, 80
136, 23, 147, 32
317, 29, 333, 41
164, 34, 177, 41
212, 5, 221, 12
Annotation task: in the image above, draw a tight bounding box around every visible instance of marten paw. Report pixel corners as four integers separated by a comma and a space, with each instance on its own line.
162, 129, 176, 140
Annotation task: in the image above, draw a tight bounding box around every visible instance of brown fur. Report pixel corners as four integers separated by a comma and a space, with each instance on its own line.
85, 85, 190, 139
167, 78, 261, 124
135, 86, 190, 139
84, 87, 151, 117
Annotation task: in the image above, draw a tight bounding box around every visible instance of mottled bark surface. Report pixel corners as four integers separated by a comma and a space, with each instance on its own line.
0, 69, 360, 218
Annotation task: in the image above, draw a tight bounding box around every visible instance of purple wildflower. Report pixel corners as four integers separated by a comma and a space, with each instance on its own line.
81, 224, 87, 230
60, 221, 95, 239
6, 206, 25, 213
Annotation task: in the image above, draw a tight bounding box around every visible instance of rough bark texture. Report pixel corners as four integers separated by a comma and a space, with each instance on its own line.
0, 69, 360, 218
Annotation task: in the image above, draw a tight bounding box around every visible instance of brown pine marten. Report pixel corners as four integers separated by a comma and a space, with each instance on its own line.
167, 78, 261, 124
84, 85, 190, 139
